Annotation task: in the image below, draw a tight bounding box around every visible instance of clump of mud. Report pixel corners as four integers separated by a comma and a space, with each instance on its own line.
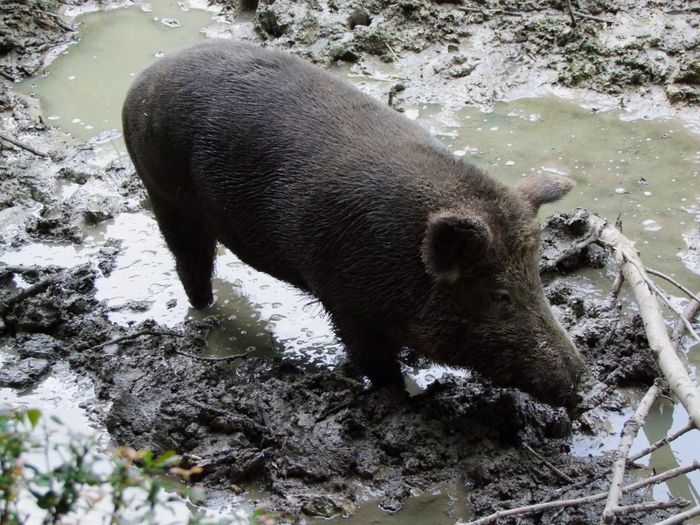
0, 0, 77, 81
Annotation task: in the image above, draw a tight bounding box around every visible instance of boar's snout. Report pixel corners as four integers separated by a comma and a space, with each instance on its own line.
523, 320, 585, 411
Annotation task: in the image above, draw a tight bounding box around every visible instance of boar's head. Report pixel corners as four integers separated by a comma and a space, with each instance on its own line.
414, 173, 584, 410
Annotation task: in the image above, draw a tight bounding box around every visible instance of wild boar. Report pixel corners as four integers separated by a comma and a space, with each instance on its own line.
122, 40, 584, 408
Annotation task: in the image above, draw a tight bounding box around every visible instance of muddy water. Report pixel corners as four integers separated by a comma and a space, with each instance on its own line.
7, 1, 700, 522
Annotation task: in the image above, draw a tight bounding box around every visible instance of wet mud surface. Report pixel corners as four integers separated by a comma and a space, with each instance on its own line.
0, 0, 697, 523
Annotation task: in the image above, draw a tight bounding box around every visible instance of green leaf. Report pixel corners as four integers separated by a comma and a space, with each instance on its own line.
26, 409, 41, 428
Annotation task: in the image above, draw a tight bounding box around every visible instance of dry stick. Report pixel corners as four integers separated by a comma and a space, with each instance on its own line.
0, 132, 48, 157
572, 10, 613, 23
615, 499, 689, 516
655, 504, 700, 525
565, 0, 577, 27
671, 298, 700, 346
0, 70, 16, 82
384, 42, 400, 62
602, 382, 663, 523
628, 259, 700, 345
593, 215, 700, 430
35, 9, 75, 32
628, 419, 695, 464
89, 329, 250, 362
551, 218, 606, 269
646, 267, 700, 305
522, 443, 575, 484
0, 276, 59, 316
460, 461, 700, 525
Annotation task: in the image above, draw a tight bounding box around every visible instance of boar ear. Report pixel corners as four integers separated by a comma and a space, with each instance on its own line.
422, 211, 492, 283
514, 174, 575, 214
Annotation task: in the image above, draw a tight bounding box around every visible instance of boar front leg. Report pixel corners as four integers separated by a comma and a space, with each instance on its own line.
332, 314, 405, 389
149, 194, 217, 310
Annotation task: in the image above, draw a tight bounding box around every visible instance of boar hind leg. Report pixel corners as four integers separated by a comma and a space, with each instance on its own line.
149, 196, 216, 309
334, 317, 405, 389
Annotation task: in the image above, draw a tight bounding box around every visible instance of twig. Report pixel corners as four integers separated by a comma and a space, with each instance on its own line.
0, 276, 59, 316
0, 69, 16, 82
545, 217, 606, 272
665, 8, 700, 14
522, 444, 574, 484
457, 6, 523, 16
460, 461, 700, 525
86, 330, 182, 351
655, 504, 700, 525
671, 297, 700, 347
626, 258, 700, 346
646, 268, 700, 305
613, 498, 689, 516
593, 214, 700, 429
0, 131, 49, 157
86, 330, 250, 362
36, 9, 75, 32
628, 419, 695, 464
608, 267, 624, 305
172, 349, 249, 362
565, 0, 577, 27
384, 41, 399, 62
602, 382, 663, 523
572, 10, 613, 23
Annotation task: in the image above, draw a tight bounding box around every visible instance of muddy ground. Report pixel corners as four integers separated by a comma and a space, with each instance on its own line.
0, 0, 698, 523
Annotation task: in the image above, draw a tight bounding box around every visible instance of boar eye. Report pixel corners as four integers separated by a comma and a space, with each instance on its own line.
492, 290, 512, 303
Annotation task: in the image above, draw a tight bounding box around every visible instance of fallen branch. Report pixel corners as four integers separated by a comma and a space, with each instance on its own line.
547, 217, 606, 271
628, 419, 695, 464
572, 10, 614, 23
0, 69, 16, 82
671, 297, 700, 347
565, 0, 577, 27
461, 461, 700, 525
0, 276, 59, 316
87, 329, 250, 362
602, 382, 663, 523
172, 348, 249, 362
592, 215, 700, 429
522, 443, 574, 484
0, 131, 49, 157
646, 267, 700, 305
613, 498, 689, 517
655, 504, 700, 525
36, 9, 75, 32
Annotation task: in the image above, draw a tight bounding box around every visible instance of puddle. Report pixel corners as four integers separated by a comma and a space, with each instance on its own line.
4, 0, 700, 522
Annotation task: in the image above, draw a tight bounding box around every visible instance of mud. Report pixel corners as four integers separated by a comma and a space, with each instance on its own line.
0, 0, 697, 523
0, 205, 672, 522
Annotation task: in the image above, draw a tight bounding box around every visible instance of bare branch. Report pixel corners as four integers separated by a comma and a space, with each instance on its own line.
628, 419, 695, 464
654, 504, 700, 525
602, 382, 663, 523
613, 498, 689, 517
0, 131, 49, 158
593, 214, 700, 429
522, 443, 574, 484
646, 267, 700, 305
460, 461, 700, 525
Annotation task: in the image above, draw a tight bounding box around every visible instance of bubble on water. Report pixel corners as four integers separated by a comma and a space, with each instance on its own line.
404, 108, 419, 120
154, 51, 164, 58
48, 115, 60, 120
140, 3, 153, 12
615, 188, 628, 195
71, 118, 81, 123
84, 125, 94, 130
642, 219, 662, 232
453, 150, 466, 157
505, 160, 515, 166
643, 191, 652, 196
271, 302, 282, 309
68, 75, 75, 80
489, 126, 498, 131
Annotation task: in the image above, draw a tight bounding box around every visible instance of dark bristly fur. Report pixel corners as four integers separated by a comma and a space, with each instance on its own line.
122, 40, 584, 408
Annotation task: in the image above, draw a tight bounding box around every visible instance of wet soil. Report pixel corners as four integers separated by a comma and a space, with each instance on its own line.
0, 0, 696, 523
